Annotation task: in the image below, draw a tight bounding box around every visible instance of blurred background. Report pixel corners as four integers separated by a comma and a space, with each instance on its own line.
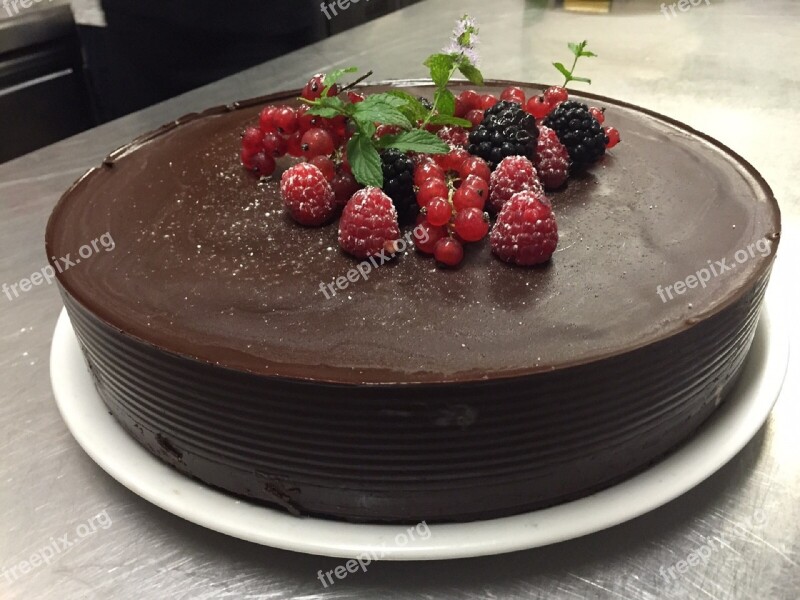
0, 0, 694, 164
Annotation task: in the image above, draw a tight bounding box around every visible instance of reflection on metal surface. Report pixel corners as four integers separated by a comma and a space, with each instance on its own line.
564, 0, 612, 13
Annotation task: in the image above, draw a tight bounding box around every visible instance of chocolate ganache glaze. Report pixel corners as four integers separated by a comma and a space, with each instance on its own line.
46, 81, 780, 522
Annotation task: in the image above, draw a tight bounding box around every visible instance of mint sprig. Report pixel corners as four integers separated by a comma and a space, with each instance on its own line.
553, 41, 596, 88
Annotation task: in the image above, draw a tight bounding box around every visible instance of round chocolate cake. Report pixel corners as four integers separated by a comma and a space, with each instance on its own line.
46, 81, 780, 522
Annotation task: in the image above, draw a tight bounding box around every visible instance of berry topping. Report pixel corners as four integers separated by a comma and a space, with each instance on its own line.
467, 100, 539, 168
434, 237, 465, 267
605, 126, 621, 149
380, 149, 417, 222
544, 100, 607, 168
500, 86, 526, 105
491, 190, 558, 266
535, 126, 571, 190
280, 163, 337, 226
525, 95, 552, 119
489, 155, 543, 213
543, 86, 569, 108
338, 188, 401, 259
454, 207, 490, 242
301, 127, 337, 159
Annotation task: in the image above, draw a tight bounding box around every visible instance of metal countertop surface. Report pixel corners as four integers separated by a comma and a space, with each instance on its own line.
1, 0, 798, 598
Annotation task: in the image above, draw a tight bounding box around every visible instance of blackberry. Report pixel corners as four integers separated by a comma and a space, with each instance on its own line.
467, 100, 538, 169
417, 96, 434, 111
543, 101, 608, 168
380, 149, 416, 223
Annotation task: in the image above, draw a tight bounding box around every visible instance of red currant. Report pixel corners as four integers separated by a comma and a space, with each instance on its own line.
297, 105, 319, 132
589, 107, 606, 124
417, 178, 450, 208
452, 184, 485, 212
414, 161, 445, 187
458, 90, 481, 111
454, 208, 489, 242
347, 91, 365, 104
459, 156, 491, 183
605, 126, 621, 149
435, 148, 469, 173
250, 152, 276, 176
259, 106, 278, 133
261, 132, 287, 157
501, 86, 526, 105
480, 94, 499, 110
434, 237, 464, 267
465, 109, 485, 128
309, 156, 336, 181
240, 146, 258, 170
301, 128, 336, 159
455, 97, 469, 118
331, 171, 360, 206
425, 197, 452, 226
286, 131, 304, 157
273, 106, 299, 135
462, 174, 489, 201
543, 86, 569, 107
414, 220, 447, 254
242, 126, 264, 152
301, 74, 339, 101
525, 96, 551, 119
376, 124, 401, 139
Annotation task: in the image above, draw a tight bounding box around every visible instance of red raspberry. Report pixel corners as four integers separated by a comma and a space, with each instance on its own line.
338, 188, 400, 259
489, 156, 543, 213
280, 163, 336, 226
535, 126, 571, 190
437, 126, 470, 149
491, 190, 558, 266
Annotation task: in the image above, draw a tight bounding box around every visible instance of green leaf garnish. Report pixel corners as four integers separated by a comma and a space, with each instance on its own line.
554, 41, 596, 88
458, 62, 484, 86
384, 129, 449, 154
323, 67, 358, 90
347, 133, 383, 188
426, 114, 473, 127
424, 54, 457, 88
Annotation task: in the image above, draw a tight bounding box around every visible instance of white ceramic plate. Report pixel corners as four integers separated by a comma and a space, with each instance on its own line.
50, 296, 788, 560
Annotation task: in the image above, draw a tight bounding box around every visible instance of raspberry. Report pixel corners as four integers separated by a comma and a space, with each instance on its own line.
535, 126, 570, 190
331, 171, 360, 207
488, 156, 543, 213
338, 188, 401, 259
500, 86, 526, 105
605, 126, 621, 149
467, 101, 538, 168
544, 101, 607, 168
280, 163, 336, 226
380, 149, 416, 222
454, 208, 490, 242
491, 190, 558, 266
434, 237, 464, 267
437, 126, 470, 149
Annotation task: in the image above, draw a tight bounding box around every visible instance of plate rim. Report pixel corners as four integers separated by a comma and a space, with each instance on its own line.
49, 295, 789, 561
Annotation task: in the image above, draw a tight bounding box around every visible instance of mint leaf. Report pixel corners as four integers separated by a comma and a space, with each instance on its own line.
553, 62, 572, 80
385, 129, 449, 154
427, 114, 473, 128
347, 133, 383, 188
385, 91, 429, 122
434, 88, 456, 117
424, 53, 457, 88
571, 76, 592, 84
323, 67, 358, 89
568, 42, 585, 57
358, 93, 409, 110
306, 96, 350, 118
352, 101, 413, 129
458, 62, 484, 86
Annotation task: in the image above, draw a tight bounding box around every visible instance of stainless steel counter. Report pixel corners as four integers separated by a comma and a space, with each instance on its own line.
1, 0, 798, 598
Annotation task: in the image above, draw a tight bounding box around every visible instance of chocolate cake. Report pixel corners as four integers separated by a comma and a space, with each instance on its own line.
45, 81, 781, 522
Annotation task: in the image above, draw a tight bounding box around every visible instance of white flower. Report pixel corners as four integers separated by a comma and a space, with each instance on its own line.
443, 15, 480, 66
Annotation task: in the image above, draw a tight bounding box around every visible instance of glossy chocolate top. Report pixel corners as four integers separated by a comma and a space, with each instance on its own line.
46, 82, 780, 384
